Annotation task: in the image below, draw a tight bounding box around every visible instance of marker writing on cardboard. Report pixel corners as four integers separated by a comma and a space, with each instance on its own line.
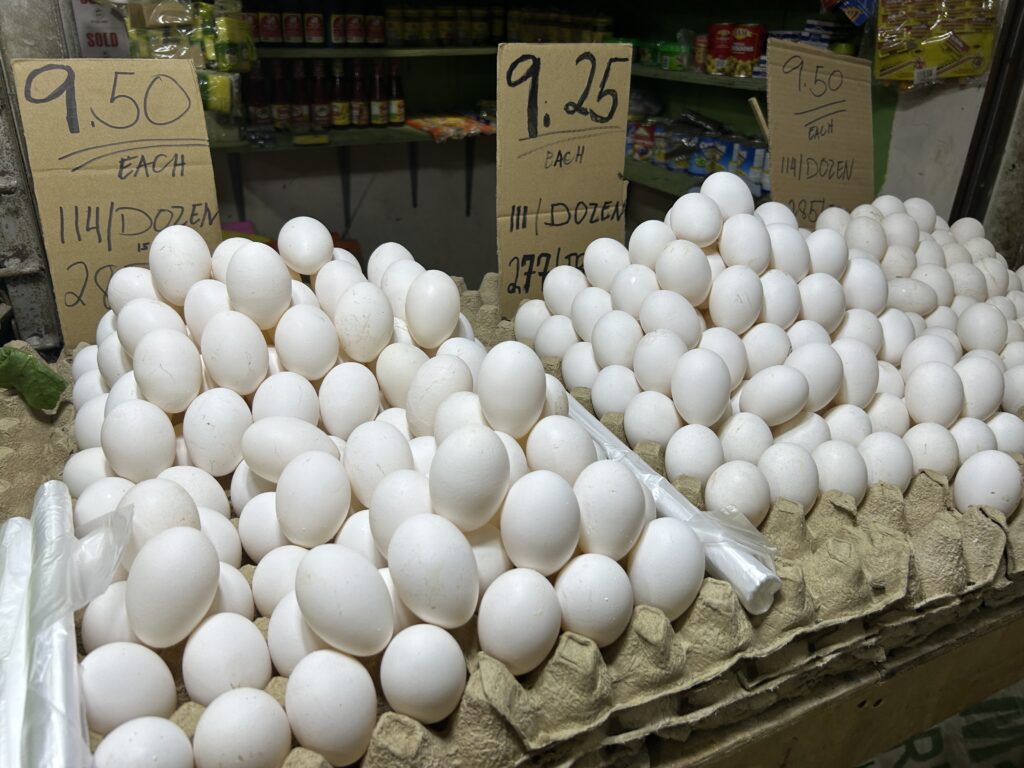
57, 200, 219, 251
505, 249, 585, 295
62, 259, 149, 309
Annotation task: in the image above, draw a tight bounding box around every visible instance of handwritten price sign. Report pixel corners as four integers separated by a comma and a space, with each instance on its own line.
496, 43, 631, 318
766, 40, 873, 227
13, 58, 220, 345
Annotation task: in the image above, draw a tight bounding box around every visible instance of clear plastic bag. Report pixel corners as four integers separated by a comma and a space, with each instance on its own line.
0, 481, 131, 768
568, 396, 782, 615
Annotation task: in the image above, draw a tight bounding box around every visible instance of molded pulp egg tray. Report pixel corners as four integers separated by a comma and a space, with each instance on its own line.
353, 273, 1024, 768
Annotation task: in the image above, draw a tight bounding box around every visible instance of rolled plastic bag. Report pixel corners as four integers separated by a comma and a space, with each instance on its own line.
17, 481, 130, 768
0, 517, 32, 768
568, 395, 781, 615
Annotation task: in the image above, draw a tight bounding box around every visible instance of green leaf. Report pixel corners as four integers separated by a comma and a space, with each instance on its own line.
0, 347, 68, 411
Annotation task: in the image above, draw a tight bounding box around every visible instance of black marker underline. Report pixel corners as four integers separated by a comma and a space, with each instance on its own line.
517, 125, 619, 142
803, 109, 846, 127
792, 99, 847, 116
71, 142, 208, 171
58, 136, 209, 160
515, 128, 623, 160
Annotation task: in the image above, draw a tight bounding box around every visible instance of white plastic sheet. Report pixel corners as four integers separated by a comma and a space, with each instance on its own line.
568, 395, 781, 615
0, 481, 130, 768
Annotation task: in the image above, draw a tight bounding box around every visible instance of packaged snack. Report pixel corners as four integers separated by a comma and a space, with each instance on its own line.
707, 23, 734, 74
730, 23, 764, 77
693, 33, 708, 70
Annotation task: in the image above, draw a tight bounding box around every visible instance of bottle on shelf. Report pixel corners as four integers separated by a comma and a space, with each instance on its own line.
246, 61, 273, 125
331, 59, 351, 128
369, 58, 388, 126
290, 59, 312, 133
241, 1, 261, 43
366, 0, 386, 45
270, 60, 291, 128
258, 0, 283, 45
281, 0, 305, 45
387, 59, 405, 125
346, 0, 366, 46
350, 60, 370, 127
384, 2, 403, 46
311, 59, 333, 130
436, 4, 455, 46
328, 0, 346, 46
304, 0, 326, 46
402, 1, 422, 47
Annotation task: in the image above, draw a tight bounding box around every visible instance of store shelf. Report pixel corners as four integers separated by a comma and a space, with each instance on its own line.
256, 46, 497, 59
631, 64, 767, 92
623, 157, 699, 197
209, 125, 434, 153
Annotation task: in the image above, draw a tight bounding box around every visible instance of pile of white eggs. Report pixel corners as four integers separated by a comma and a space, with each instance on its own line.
66, 220, 705, 768
515, 172, 1024, 529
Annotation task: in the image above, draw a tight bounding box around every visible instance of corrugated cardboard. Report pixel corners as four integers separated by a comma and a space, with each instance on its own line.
12, 58, 219, 345
496, 43, 631, 318
767, 40, 873, 227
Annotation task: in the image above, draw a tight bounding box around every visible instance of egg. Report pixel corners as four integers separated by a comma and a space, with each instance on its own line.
715, 412, 773, 464
118, 478, 200, 566
73, 477, 134, 536
822, 403, 871, 445
989, 412, 1024, 453
880, 244, 917, 280
250, 372, 318, 425
787, 319, 833, 350
477, 342, 546, 438
950, 417, 998, 464
591, 309, 644, 368
805, 228, 849, 278
627, 219, 676, 268
242, 416, 338, 483
81, 582, 137, 652
207, 561, 255, 619
583, 237, 631, 289
267, 307, 338, 382
75, 395, 107, 449
702, 171, 754, 217
313, 261, 366, 317
478, 569, 561, 675
116, 298, 186, 357
80, 643, 176, 735
397, 270, 460, 349
864, 393, 909, 436
562, 341, 601, 390
756, 200, 798, 228
741, 323, 791, 377
799, 273, 847, 333
952, 449, 1022, 515
405, 354, 474, 437
429, 425, 510, 532
236, 492, 285, 563
845, 216, 886, 260
624, 391, 682, 448
834, 309, 884, 354
96, 309, 117, 344
858, 432, 914, 492
555, 553, 633, 647
718, 213, 771, 274
148, 225, 212, 305
276, 216, 332, 274
126, 527, 219, 647
431, 391, 484, 444
627, 517, 705, 621
655, 240, 713, 306
251, 544, 307, 618
182, 280, 230, 344
222, 242, 291, 330
632, 331, 686, 395
181, 614, 271, 706
640, 293, 702, 353
107, 267, 161, 313
132, 329, 202, 414
270, 451, 350, 547
773, 411, 832, 453
199, 310, 268, 396
902, 361, 964, 428
193, 688, 291, 768
92, 717, 192, 768
97, 332, 132, 388
462, 523, 509, 593
525, 414, 598, 483
664, 424, 724, 486
63, 446, 115, 498
757, 442, 819, 512
668, 192, 722, 247
704, 460, 771, 526
334, 281, 394, 363
811, 440, 868, 504
179, 388, 251, 478
388, 514, 479, 628
709, 265, 764, 334
101, 400, 176, 481
512, 299, 551, 345
765, 222, 811, 281
534, 314, 580, 359
699, 327, 749, 389
831, 338, 880, 408
759, 269, 801, 328
496, 470, 580, 576
903, 422, 960, 477
739, 365, 808, 427
198, 499, 242, 560
671, 348, 731, 426
573, 460, 645, 559
569, 286, 614, 342
781, 342, 842, 413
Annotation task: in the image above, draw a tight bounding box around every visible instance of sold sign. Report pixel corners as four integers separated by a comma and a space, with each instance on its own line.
496, 43, 632, 319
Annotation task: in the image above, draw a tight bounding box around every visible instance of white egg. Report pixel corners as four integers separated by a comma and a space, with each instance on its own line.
799, 273, 846, 333
242, 416, 338, 483
388, 514, 478, 628
373, 344, 426, 411
858, 431, 914, 492
740, 365, 808, 426
741, 323, 792, 377
80, 643, 176, 735
405, 354, 473, 437
224, 242, 291, 330
183, 388, 251, 477
266, 590, 327, 677
81, 582, 137, 652
759, 269, 801, 328
806, 228, 849, 278
314, 261, 367, 317
701, 171, 754, 218
74, 477, 134, 536
950, 417, 998, 464
757, 442, 819, 512
182, 614, 271, 706
756, 200, 799, 228
381, 624, 466, 725
271, 305, 339, 381
822, 403, 871, 445
432, 391, 486, 444
149, 225, 212, 305
101, 400, 176, 482
107, 267, 161, 314
671, 348, 731, 426
880, 245, 918, 280
64, 447, 115, 498
632, 331, 686, 395
478, 568, 561, 675
277, 216, 332, 275
704, 460, 771, 526
903, 422, 960, 477
210, 237, 249, 282
831, 338, 880, 408
904, 361, 964, 428
583, 237, 631, 290
525, 415, 598, 484
343, 420, 413, 505
379, 259, 426, 321
477, 341, 547, 438
668, 193, 722, 247
610, 264, 660, 319
562, 341, 601, 391
811, 440, 868, 504
590, 309, 643, 369
954, 356, 1004, 420
405, 270, 460, 348
699, 327, 748, 389
500, 470, 580, 575
368, 469, 432, 557
200, 311, 268, 395
496, 431, 529, 485
766, 223, 812, 285
628, 219, 676, 268
845, 216, 887, 260
534, 314, 580, 359
787, 319, 833, 349
97, 332, 132, 388
132, 330, 202, 414
639, 291, 701, 350
988, 412, 1024, 453
334, 281, 394, 363
430, 425, 509, 532
784, 342, 843, 412
543, 264, 590, 316
118, 478, 200, 568
717, 412, 774, 463
237, 493, 285, 563
275, 451, 350, 547
569, 287, 614, 342
555, 554, 633, 647
183, 279, 231, 344
366, 242, 414, 286
655, 240, 713, 306
93, 717, 193, 768
626, 517, 705, 621
773, 411, 831, 453
623, 391, 682, 447
665, 424, 724, 485
953, 450, 1022, 515
709, 265, 764, 334
194, 688, 291, 768
574, 460, 645, 559
75, 395, 107, 449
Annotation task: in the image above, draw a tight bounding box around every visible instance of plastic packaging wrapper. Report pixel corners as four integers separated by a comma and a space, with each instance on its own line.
568, 395, 782, 615
0, 482, 131, 768
406, 116, 496, 143
874, 0, 998, 85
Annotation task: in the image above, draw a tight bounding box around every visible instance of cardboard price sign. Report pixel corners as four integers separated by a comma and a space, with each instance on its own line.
496, 43, 631, 318
12, 58, 219, 345
767, 40, 873, 227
